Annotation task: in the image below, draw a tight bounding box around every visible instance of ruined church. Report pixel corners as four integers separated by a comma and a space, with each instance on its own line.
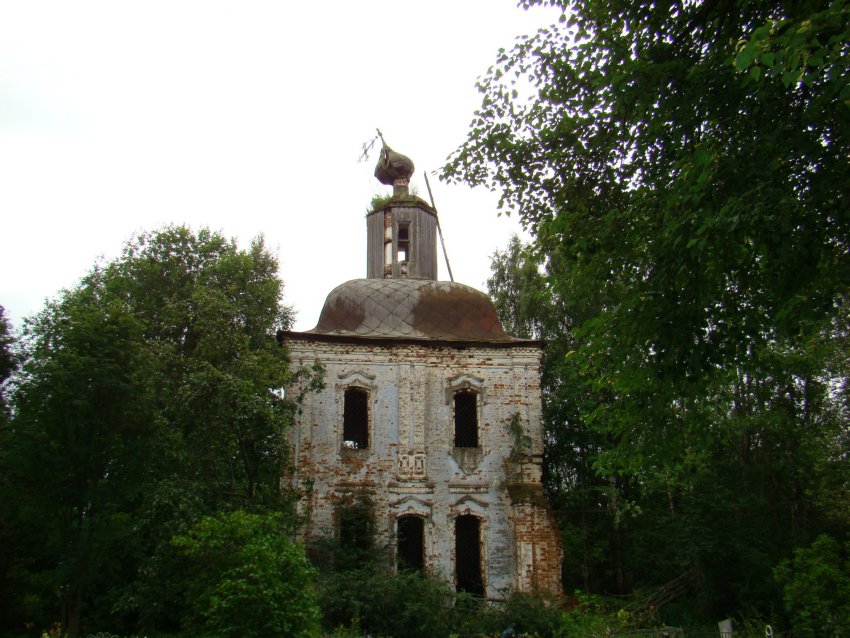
280, 141, 562, 598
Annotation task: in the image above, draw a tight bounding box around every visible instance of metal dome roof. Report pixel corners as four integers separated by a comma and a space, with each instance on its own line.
302, 278, 523, 342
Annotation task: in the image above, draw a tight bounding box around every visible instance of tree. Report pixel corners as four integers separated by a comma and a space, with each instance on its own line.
1, 227, 306, 637
458, 0, 850, 617
486, 236, 549, 340
171, 511, 319, 638
4, 283, 156, 637
447, 0, 848, 385
0, 305, 15, 418
487, 237, 631, 594
0, 306, 31, 631
103, 227, 296, 511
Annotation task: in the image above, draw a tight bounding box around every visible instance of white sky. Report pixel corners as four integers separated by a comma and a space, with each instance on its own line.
0, 1, 560, 331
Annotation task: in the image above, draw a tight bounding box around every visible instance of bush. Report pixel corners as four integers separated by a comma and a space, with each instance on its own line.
500, 592, 563, 636
453, 592, 564, 637
317, 565, 566, 637
318, 568, 454, 638
774, 534, 850, 638
171, 510, 320, 638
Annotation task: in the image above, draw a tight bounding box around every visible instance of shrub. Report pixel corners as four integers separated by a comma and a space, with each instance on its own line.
171, 510, 320, 638
774, 534, 850, 638
318, 568, 454, 638
498, 592, 563, 637
317, 565, 567, 638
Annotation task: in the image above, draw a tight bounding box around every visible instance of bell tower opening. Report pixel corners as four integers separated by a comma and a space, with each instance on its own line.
397, 223, 409, 262
366, 137, 438, 280
383, 211, 393, 277
398, 222, 410, 277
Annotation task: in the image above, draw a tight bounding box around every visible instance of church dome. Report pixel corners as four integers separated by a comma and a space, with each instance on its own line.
306, 278, 520, 342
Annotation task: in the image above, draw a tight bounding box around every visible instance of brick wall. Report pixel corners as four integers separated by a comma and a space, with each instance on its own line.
285, 338, 563, 598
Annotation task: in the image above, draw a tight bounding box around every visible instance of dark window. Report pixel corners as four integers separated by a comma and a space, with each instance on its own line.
397, 223, 410, 262
454, 390, 478, 448
339, 502, 373, 556
455, 514, 484, 595
397, 515, 425, 573
343, 387, 369, 449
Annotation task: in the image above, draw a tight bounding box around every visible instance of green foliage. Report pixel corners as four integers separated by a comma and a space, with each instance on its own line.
311, 492, 563, 638
0, 226, 306, 638
367, 187, 423, 214
171, 510, 319, 638
486, 237, 618, 595
0, 301, 16, 618
559, 592, 625, 637
3, 284, 156, 637
448, 0, 849, 476
486, 236, 552, 340
0, 305, 15, 409
317, 564, 563, 638
465, 0, 850, 620
733, 1, 850, 96
496, 592, 564, 637
318, 568, 454, 638
368, 193, 395, 212
774, 534, 850, 637
309, 490, 380, 573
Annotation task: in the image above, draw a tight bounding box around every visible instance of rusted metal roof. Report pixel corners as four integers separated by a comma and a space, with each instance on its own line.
299, 279, 527, 343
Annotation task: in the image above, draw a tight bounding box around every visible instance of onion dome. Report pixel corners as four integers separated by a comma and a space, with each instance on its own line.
374, 144, 415, 186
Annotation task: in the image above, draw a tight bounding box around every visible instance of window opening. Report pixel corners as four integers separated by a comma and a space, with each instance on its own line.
337, 493, 375, 568
343, 387, 369, 449
455, 514, 484, 595
384, 212, 393, 276
454, 390, 478, 448
397, 223, 410, 262
397, 515, 425, 573
340, 511, 372, 552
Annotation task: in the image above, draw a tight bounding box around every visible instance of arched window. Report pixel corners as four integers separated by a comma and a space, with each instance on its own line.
455, 514, 484, 595
396, 515, 425, 573
343, 387, 369, 450
453, 390, 478, 448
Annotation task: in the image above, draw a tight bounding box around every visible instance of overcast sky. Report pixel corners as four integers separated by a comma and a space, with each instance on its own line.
0, 1, 561, 331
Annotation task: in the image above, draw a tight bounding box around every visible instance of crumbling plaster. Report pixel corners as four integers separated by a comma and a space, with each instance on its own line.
286, 338, 563, 598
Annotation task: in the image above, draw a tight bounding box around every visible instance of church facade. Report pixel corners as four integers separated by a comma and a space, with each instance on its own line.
279, 144, 562, 598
